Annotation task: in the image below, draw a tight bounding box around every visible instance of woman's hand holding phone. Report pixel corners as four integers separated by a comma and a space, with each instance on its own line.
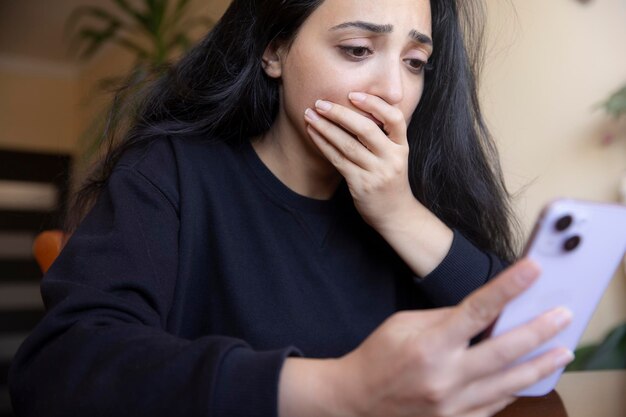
279, 260, 573, 417
488, 199, 626, 396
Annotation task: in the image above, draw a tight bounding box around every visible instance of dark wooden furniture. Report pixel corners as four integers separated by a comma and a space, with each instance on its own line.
496, 370, 626, 417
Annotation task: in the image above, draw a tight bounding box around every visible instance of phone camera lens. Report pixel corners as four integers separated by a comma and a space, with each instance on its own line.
563, 235, 581, 252
555, 215, 573, 232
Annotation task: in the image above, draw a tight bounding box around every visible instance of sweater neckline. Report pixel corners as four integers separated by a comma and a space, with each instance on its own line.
240, 139, 349, 213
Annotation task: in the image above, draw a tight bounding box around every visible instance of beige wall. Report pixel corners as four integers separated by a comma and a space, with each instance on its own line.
0, 63, 79, 154
483, 0, 626, 344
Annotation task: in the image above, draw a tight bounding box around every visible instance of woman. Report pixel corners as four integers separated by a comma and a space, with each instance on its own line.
9, 0, 573, 416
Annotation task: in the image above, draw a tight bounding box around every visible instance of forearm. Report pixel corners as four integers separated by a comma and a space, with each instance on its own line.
376, 197, 454, 278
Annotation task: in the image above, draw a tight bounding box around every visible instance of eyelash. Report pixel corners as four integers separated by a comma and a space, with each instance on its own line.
337, 45, 432, 75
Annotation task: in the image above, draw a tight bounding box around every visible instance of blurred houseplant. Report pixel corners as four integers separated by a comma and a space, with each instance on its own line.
66, 0, 213, 163
567, 82, 626, 372
600, 84, 626, 121
598, 84, 626, 146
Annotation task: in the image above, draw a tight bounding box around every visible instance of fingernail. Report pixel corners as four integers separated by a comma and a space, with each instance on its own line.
516, 261, 540, 285
349, 92, 367, 102
315, 100, 332, 111
555, 349, 574, 368
549, 307, 573, 328
305, 108, 320, 121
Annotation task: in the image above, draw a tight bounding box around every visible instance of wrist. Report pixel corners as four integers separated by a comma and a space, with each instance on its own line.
374, 196, 428, 237
373, 197, 454, 277
278, 357, 359, 417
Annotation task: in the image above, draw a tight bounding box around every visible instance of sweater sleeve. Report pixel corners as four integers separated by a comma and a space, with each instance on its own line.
8, 164, 299, 417
412, 229, 508, 307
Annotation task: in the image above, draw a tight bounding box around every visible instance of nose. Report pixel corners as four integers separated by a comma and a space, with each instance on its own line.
370, 60, 404, 105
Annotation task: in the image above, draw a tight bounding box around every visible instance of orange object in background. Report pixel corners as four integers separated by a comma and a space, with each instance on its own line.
32, 230, 65, 273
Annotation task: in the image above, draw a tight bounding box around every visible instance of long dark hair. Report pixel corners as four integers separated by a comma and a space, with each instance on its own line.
66, 0, 519, 261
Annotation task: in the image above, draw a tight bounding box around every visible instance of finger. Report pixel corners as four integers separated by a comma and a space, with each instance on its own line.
438, 396, 515, 417
305, 108, 378, 170
443, 259, 541, 345
462, 306, 573, 380
348, 92, 408, 145
464, 397, 516, 417
459, 347, 574, 409
313, 100, 391, 155
391, 307, 454, 332
305, 124, 362, 178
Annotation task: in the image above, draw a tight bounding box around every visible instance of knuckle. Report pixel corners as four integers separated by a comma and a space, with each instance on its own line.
362, 122, 380, 138
389, 110, 404, 126
359, 178, 375, 195
342, 137, 358, 154
408, 339, 436, 367
377, 171, 392, 186
520, 364, 542, 385
538, 357, 559, 379
463, 297, 495, 325
526, 326, 547, 349
372, 176, 387, 192
391, 160, 405, 176
420, 380, 449, 406
491, 345, 514, 367
330, 152, 344, 167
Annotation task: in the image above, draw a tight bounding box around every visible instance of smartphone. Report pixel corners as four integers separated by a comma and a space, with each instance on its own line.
489, 198, 626, 396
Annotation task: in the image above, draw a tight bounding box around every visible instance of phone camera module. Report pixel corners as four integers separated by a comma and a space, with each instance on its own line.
555, 215, 573, 232
563, 235, 581, 252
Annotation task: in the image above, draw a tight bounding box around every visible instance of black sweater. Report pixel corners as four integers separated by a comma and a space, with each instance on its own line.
9, 136, 505, 417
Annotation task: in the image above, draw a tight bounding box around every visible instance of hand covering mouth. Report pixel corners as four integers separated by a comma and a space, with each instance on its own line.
362, 113, 385, 131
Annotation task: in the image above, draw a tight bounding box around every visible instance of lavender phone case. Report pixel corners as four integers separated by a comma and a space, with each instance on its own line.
490, 199, 626, 396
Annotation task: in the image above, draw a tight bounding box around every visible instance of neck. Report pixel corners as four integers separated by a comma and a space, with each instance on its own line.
251, 113, 342, 200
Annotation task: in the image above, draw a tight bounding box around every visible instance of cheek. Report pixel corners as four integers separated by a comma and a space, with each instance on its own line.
282, 47, 366, 114
285, 63, 356, 109
403, 83, 425, 122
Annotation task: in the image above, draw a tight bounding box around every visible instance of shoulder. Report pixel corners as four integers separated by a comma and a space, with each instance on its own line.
113, 133, 244, 206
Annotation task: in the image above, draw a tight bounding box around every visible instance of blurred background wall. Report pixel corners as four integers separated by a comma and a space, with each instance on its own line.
483, 0, 626, 344
0, 0, 624, 414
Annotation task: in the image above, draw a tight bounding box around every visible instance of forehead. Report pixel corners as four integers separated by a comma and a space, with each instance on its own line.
305, 0, 432, 35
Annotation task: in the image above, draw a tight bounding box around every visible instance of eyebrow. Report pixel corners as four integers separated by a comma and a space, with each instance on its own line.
330, 21, 433, 46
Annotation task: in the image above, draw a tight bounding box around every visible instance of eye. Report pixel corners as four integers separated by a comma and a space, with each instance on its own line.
338, 45, 374, 61
404, 58, 432, 74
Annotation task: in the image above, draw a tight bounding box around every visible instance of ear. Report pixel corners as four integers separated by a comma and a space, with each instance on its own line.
261, 42, 283, 79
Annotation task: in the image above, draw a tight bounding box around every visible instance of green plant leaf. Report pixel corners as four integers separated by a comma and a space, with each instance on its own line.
582, 323, 626, 370
75, 24, 122, 59
143, 0, 167, 35
567, 323, 626, 371
166, 33, 192, 52
66, 0, 215, 164
566, 345, 597, 371
109, 0, 156, 39
113, 37, 150, 60
163, 0, 192, 34
600, 84, 626, 118
66, 7, 124, 58
111, 0, 146, 24
65, 6, 122, 40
